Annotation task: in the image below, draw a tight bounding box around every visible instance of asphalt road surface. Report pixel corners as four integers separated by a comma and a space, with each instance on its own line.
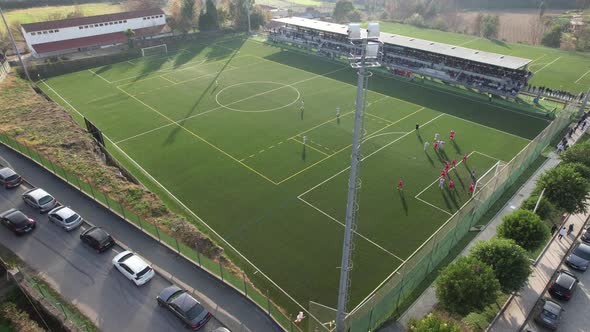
0, 145, 282, 332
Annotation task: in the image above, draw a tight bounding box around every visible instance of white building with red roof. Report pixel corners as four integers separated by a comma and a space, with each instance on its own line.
21, 8, 166, 58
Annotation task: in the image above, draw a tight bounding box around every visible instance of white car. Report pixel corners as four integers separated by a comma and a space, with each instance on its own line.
48, 206, 83, 231
112, 251, 155, 286
22, 188, 57, 213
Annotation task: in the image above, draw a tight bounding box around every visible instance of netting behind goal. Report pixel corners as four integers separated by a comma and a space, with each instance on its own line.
141, 44, 168, 57
342, 103, 578, 332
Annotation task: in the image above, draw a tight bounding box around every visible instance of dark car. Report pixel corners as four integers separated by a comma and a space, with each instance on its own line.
581, 228, 590, 245
0, 167, 22, 188
534, 298, 563, 331
80, 226, 115, 252
566, 242, 590, 271
0, 209, 35, 235
157, 286, 212, 330
548, 269, 578, 301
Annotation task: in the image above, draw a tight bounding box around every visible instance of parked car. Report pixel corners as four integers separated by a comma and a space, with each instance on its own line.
534, 298, 563, 331
22, 188, 57, 213
548, 269, 578, 301
581, 228, 590, 245
112, 251, 155, 286
0, 208, 35, 235
0, 167, 22, 188
566, 242, 590, 271
80, 226, 115, 252
157, 286, 212, 330
212, 328, 230, 332
48, 206, 83, 231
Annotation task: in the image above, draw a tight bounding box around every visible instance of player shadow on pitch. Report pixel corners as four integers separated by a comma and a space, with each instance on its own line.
416, 131, 423, 143
424, 151, 435, 167
452, 140, 461, 154
398, 190, 408, 216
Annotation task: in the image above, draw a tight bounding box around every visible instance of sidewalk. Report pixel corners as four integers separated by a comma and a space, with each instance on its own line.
488, 210, 589, 332
379, 120, 589, 332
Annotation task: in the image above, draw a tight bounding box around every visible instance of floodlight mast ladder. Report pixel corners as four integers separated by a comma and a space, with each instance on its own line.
335, 23, 382, 332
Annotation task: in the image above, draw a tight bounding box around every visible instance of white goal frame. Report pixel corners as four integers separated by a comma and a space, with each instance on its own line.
141, 44, 168, 57
474, 160, 501, 194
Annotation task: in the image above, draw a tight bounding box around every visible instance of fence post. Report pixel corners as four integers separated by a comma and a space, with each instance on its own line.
243, 272, 248, 297
137, 215, 143, 231
195, 242, 202, 267
367, 308, 373, 331
73, 175, 82, 190
290, 314, 293, 332
87, 179, 96, 200
219, 261, 224, 281
152, 219, 161, 242
104, 195, 111, 210
266, 290, 271, 315
57, 302, 68, 319
175, 237, 180, 254
120, 202, 126, 219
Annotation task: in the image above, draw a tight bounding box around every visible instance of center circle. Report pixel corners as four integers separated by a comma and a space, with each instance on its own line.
215, 81, 301, 113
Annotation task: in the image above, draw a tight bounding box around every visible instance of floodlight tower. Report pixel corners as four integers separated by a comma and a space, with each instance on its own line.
335, 22, 382, 332
0, 6, 31, 82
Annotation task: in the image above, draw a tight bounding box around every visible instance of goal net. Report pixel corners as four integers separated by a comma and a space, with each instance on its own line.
141, 44, 168, 57
473, 160, 505, 197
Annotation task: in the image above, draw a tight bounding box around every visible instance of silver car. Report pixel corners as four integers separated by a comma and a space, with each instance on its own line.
22, 188, 57, 213
112, 251, 155, 286
48, 206, 83, 231
566, 242, 590, 271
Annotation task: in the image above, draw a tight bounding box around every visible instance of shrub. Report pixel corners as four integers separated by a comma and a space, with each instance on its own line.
436, 256, 500, 316
409, 313, 463, 332
497, 209, 549, 251
0, 302, 44, 332
521, 195, 558, 221
537, 164, 590, 214
560, 142, 590, 169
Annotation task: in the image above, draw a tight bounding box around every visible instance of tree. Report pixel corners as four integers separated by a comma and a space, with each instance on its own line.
541, 25, 562, 48
481, 15, 500, 39
473, 12, 484, 36
332, 0, 355, 23
124, 28, 135, 48
181, 0, 197, 32
521, 195, 558, 221
199, 0, 219, 31
471, 238, 531, 293
537, 164, 590, 214
560, 142, 590, 168
436, 256, 500, 316
575, 26, 590, 51
409, 313, 463, 332
567, 162, 590, 179
539, 1, 546, 17
347, 10, 362, 23
529, 16, 546, 45
249, 5, 270, 30
404, 13, 426, 28
497, 209, 549, 251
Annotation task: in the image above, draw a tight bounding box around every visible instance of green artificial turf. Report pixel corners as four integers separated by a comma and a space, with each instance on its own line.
39, 35, 550, 311
376, 22, 590, 93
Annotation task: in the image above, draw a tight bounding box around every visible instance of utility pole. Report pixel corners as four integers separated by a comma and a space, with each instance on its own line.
246, 0, 252, 35
0, 6, 31, 82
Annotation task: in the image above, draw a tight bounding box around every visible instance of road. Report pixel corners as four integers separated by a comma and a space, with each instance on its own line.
0, 144, 282, 332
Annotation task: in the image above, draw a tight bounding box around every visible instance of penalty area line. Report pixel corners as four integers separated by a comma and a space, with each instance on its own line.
298, 196, 406, 263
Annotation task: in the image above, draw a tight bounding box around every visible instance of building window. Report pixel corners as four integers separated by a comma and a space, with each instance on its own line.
31, 32, 37, 35
79, 27, 83, 29
43, 31, 47, 34
55, 29, 59, 32
100, 23, 104, 26
124, 20, 127, 23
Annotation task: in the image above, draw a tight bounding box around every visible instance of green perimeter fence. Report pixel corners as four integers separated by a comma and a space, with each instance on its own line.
0, 130, 328, 332
330, 104, 577, 332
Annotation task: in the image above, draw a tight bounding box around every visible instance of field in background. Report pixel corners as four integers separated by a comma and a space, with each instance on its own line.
39, 36, 549, 311
1, 3, 124, 38
378, 22, 590, 93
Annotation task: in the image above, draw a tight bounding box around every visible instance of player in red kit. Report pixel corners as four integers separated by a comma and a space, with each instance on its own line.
448, 180, 455, 190
451, 158, 457, 168
463, 153, 468, 162
434, 141, 439, 151
468, 183, 475, 195
441, 170, 447, 178
449, 130, 455, 140
397, 179, 404, 190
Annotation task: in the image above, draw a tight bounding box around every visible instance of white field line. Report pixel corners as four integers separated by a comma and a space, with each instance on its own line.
298, 113, 444, 198
413, 151, 501, 215
444, 113, 530, 142
298, 196, 406, 262
533, 56, 562, 74
127, 60, 136, 65
160, 75, 177, 84
110, 59, 209, 84
115, 66, 349, 144
457, 37, 481, 46
88, 69, 112, 84
41, 79, 317, 319
415, 197, 453, 216
575, 69, 590, 84
530, 53, 546, 64
362, 131, 409, 143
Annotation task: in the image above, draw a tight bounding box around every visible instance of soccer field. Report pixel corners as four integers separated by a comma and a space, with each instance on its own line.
40, 35, 550, 311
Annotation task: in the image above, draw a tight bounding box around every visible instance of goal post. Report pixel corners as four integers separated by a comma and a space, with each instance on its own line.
141, 44, 168, 57
474, 160, 502, 195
